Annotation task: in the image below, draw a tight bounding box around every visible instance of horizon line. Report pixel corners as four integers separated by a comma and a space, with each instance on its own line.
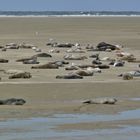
0, 10, 140, 12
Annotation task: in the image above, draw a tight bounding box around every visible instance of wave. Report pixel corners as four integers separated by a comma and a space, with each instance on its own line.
0, 11, 140, 17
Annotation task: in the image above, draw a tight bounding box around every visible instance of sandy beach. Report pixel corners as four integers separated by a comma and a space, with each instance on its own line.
0, 17, 140, 139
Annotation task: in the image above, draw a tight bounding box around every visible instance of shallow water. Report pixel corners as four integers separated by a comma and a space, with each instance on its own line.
130, 98, 140, 101
0, 109, 140, 140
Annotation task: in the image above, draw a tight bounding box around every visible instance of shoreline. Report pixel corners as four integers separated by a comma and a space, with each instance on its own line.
0, 15, 140, 18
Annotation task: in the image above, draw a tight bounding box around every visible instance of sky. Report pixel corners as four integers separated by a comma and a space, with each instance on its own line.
0, 0, 140, 11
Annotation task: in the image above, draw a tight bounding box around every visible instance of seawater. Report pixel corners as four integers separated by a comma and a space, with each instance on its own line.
0, 109, 140, 139
0, 11, 140, 17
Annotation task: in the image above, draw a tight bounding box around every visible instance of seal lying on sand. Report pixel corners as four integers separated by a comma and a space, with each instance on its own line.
31, 63, 59, 69
67, 63, 96, 69
23, 59, 39, 64
65, 65, 79, 70
98, 65, 110, 69
9, 72, 32, 79
73, 68, 94, 76
83, 97, 117, 104
0, 45, 4, 49
56, 73, 83, 79
92, 60, 102, 65
122, 73, 133, 80
6, 43, 19, 49
50, 61, 69, 67
96, 42, 118, 51
0, 98, 26, 105
18, 42, 36, 49
16, 56, 36, 62
78, 64, 96, 69
16, 56, 38, 64
33, 53, 52, 57
0, 58, 9, 63
89, 53, 100, 59
118, 70, 140, 80
113, 60, 125, 67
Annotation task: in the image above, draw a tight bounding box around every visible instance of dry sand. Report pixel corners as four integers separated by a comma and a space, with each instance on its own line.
0, 17, 140, 131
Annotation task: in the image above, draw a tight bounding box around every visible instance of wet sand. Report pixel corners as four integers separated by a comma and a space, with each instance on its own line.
0, 82, 140, 119
0, 17, 140, 139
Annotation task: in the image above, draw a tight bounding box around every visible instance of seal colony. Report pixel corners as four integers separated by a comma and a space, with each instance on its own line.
0, 41, 139, 81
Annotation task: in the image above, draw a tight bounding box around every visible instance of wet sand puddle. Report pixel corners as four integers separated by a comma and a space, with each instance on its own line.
130, 98, 140, 101
0, 109, 140, 140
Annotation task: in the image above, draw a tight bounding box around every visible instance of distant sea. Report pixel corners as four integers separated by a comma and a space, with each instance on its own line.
0, 11, 140, 17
